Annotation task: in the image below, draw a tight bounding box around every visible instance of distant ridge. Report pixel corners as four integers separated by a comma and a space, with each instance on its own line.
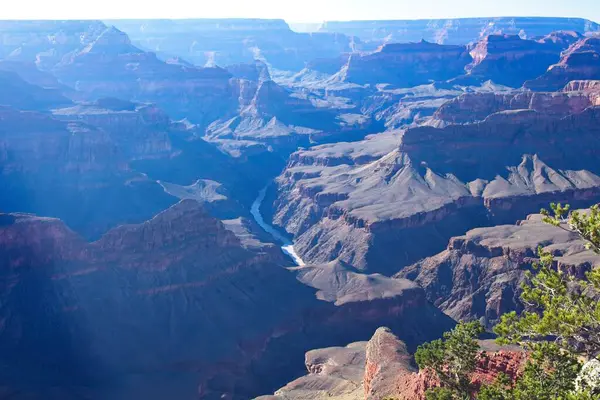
318, 17, 600, 45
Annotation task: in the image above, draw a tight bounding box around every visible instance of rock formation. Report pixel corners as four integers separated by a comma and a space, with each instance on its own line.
271, 93, 600, 274
432, 84, 600, 125
465, 34, 566, 87
51, 26, 241, 126
225, 60, 272, 82
52, 98, 173, 159
318, 17, 600, 46
258, 327, 525, 400
399, 212, 600, 328
0, 20, 107, 69
0, 203, 454, 400
2, 16, 600, 400
0, 102, 182, 239
111, 19, 356, 71
339, 41, 472, 87
256, 341, 367, 400
525, 37, 600, 91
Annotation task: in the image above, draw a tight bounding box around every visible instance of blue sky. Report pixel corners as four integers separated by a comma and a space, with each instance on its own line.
4, 0, 600, 23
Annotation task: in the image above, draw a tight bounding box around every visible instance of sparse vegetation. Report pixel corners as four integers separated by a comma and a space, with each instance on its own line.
415, 321, 484, 399
415, 203, 600, 399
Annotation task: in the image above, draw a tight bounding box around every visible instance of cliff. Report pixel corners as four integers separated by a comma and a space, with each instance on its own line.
465, 34, 567, 87
53, 99, 173, 160
0, 20, 107, 69
432, 86, 600, 125
399, 212, 600, 328
0, 203, 454, 400
50, 26, 240, 126
0, 103, 183, 239
525, 37, 600, 91
318, 17, 600, 46
110, 19, 355, 71
271, 97, 600, 274
258, 327, 525, 400
340, 41, 472, 87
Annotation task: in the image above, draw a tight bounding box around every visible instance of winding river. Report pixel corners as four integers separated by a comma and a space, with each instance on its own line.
250, 186, 305, 266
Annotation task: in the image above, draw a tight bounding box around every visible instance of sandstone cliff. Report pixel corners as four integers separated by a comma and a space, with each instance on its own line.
258, 327, 525, 400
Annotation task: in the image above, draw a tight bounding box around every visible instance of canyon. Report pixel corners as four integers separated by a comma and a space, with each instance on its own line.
0, 16, 599, 400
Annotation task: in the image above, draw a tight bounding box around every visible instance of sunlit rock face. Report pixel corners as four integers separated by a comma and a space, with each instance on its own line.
258, 328, 525, 400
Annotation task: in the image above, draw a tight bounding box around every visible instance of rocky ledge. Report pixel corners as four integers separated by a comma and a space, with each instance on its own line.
258, 327, 525, 400
524, 37, 600, 91
465, 34, 571, 87
398, 212, 600, 328
339, 41, 472, 87
432, 83, 600, 125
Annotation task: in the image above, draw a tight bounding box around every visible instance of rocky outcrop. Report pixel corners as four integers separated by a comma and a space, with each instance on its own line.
258, 328, 525, 400
433, 85, 600, 125
564, 80, 600, 92
0, 104, 182, 239
53, 98, 173, 160
50, 26, 241, 126
465, 34, 565, 87
525, 37, 600, 91
340, 41, 472, 87
111, 19, 356, 71
272, 100, 600, 274
0, 203, 454, 400
204, 78, 379, 158
399, 212, 600, 327
0, 20, 107, 69
255, 341, 367, 400
318, 17, 600, 46
225, 60, 271, 82
363, 327, 422, 400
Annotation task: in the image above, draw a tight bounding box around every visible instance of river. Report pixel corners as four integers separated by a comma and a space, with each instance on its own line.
250, 186, 305, 266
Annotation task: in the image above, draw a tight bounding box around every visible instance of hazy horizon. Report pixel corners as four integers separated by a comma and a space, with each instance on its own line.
4, 0, 600, 24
